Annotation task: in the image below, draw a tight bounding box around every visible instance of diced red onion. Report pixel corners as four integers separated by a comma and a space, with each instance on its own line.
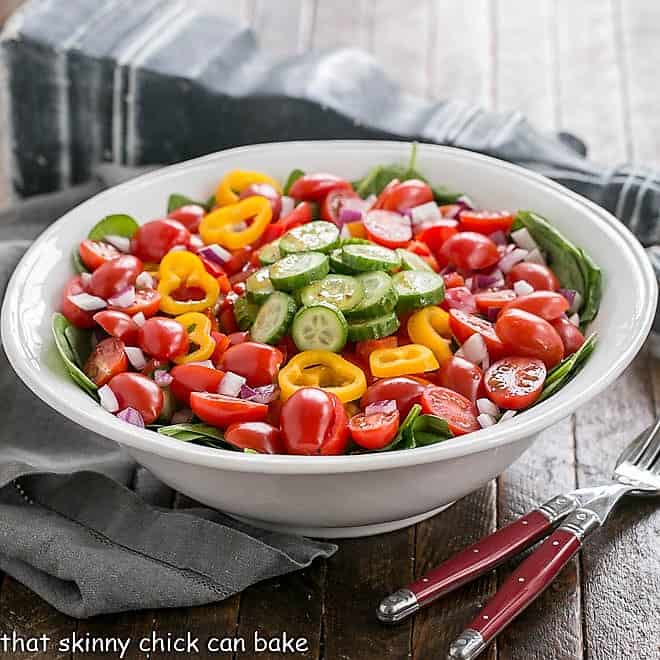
198, 243, 232, 265
456, 195, 474, 210
280, 195, 295, 217
465, 277, 474, 291
510, 227, 539, 252
132, 311, 146, 327
135, 271, 155, 289
104, 234, 131, 253
80, 272, 92, 287
477, 413, 497, 428
117, 407, 145, 428
472, 269, 504, 291
488, 230, 507, 246
168, 244, 187, 253
339, 207, 364, 223
476, 398, 499, 417
410, 201, 441, 227
461, 333, 488, 365
440, 205, 461, 219
125, 346, 146, 370
499, 410, 517, 423
568, 313, 580, 326
154, 369, 173, 386
239, 383, 257, 400
240, 383, 279, 404
99, 384, 119, 412
365, 399, 397, 416
498, 248, 528, 274
524, 248, 546, 266
186, 359, 215, 369
67, 292, 107, 311
337, 197, 371, 225
171, 408, 194, 424
559, 289, 582, 314
108, 285, 135, 308
513, 280, 534, 297
218, 371, 246, 397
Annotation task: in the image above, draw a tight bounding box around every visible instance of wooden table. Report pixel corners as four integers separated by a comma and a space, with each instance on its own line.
1, 2, 659, 659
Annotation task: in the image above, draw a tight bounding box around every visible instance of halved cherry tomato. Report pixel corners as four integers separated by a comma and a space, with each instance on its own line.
459, 210, 514, 234
110, 288, 161, 317
438, 356, 484, 403
211, 331, 231, 365
227, 331, 249, 345
363, 210, 412, 248
420, 386, 479, 435
415, 220, 459, 254
60, 275, 96, 328
507, 262, 559, 291
225, 422, 285, 454
93, 310, 140, 345
373, 178, 400, 209
170, 364, 225, 405
108, 372, 164, 424
495, 309, 564, 368
379, 179, 434, 213
83, 337, 128, 386
239, 183, 282, 222
406, 240, 439, 271
139, 317, 189, 361
198, 254, 226, 278
280, 387, 349, 455
361, 376, 427, 417
484, 357, 546, 409
442, 272, 465, 289
449, 309, 506, 360
191, 392, 268, 427
341, 350, 376, 385
440, 232, 500, 271
88, 254, 143, 300
289, 174, 352, 201
349, 409, 400, 449
261, 202, 313, 243
132, 219, 191, 263
168, 204, 206, 233
551, 317, 585, 356
474, 290, 516, 314
79, 239, 120, 271
321, 188, 359, 224
219, 307, 238, 334
219, 342, 284, 387
442, 287, 477, 314
355, 336, 398, 364
276, 335, 299, 363
221, 247, 253, 277
501, 291, 569, 321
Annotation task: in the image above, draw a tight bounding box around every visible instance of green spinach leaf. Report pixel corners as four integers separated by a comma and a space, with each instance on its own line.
88, 214, 139, 240
381, 404, 423, 451
64, 323, 93, 367
409, 414, 453, 447
167, 193, 210, 214
51, 313, 98, 397
283, 169, 305, 195
72, 249, 89, 274
158, 423, 225, 443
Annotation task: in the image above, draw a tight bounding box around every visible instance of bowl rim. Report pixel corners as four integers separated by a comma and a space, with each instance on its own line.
2, 140, 656, 475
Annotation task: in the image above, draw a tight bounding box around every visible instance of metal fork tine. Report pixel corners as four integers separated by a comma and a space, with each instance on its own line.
628, 418, 660, 467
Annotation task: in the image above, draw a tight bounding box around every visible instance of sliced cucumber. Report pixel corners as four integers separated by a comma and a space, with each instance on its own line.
279, 221, 340, 255
300, 274, 364, 312
344, 271, 398, 319
392, 270, 445, 312
269, 252, 329, 291
246, 267, 275, 303
341, 243, 401, 272
329, 248, 359, 274
250, 292, 297, 345
257, 240, 281, 266
339, 237, 372, 246
291, 303, 348, 352
396, 248, 434, 272
234, 296, 259, 331
347, 312, 400, 342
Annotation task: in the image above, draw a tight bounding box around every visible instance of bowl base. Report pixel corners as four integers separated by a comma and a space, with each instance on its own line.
230, 501, 456, 539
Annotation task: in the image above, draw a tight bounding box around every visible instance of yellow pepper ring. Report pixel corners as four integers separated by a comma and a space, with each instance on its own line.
173, 312, 216, 364
215, 169, 282, 207
200, 196, 272, 250
278, 350, 367, 403
407, 306, 453, 365
369, 344, 439, 378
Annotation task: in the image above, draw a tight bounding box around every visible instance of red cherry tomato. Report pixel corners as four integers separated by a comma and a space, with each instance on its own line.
93, 310, 140, 345
379, 179, 434, 213
474, 290, 516, 314
276, 335, 299, 363
170, 364, 226, 406
79, 239, 121, 271
83, 337, 128, 386
361, 376, 427, 417
280, 387, 349, 455
415, 220, 459, 253
239, 183, 282, 222
132, 219, 191, 263
227, 331, 249, 346
88, 255, 143, 300
225, 422, 285, 454
442, 287, 477, 314
261, 202, 313, 243
289, 174, 352, 201
458, 210, 514, 234
219, 342, 284, 387
190, 392, 268, 428
110, 289, 161, 317
349, 409, 400, 449
108, 372, 164, 424
355, 336, 398, 364
373, 178, 400, 209
437, 356, 484, 403
321, 188, 359, 224
139, 317, 189, 361
495, 309, 564, 368
220, 247, 253, 277
341, 350, 377, 385
442, 272, 465, 289
211, 331, 231, 366
197, 254, 226, 278
168, 204, 206, 233
449, 309, 506, 360
141, 358, 168, 378
420, 386, 480, 436
507, 262, 560, 291
484, 357, 546, 409
501, 291, 569, 321
363, 210, 412, 248
60, 275, 96, 328
440, 232, 500, 271
551, 317, 585, 356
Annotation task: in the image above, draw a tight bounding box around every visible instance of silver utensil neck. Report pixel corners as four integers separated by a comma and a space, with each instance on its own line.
537, 493, 580, 523
376, 588, 419, 624
447, 629, 485, 660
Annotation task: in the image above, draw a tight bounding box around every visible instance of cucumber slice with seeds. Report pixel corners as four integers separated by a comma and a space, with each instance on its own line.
279, 221, 340, 254
246, 267, 275, 303
341, 243, 401, 272
392, 270, 445, 312
329, 248, 359, 274
269, 252, 329, 291
347, 312, 400, 342
344, 271, 398, 319
396, 248, 434, 272
250, 292, 297, 344
257, 240, 281, 265
292, 303, 348, 352
234, 296, 259, 330
300, 274, 364, 312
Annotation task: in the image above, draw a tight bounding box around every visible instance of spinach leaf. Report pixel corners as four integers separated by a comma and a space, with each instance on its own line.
64, 323, 93, 368
72, 249, 89, 274
409, 414, 453, 447
206, 194, 216, 210
379, 404, 423, 452
167, 193, 210, 214
88, 214, 139, 240
158, 423, 225, 443
283, 169, 305, 195
51, 313, 98, 397
536, 333, 597, 403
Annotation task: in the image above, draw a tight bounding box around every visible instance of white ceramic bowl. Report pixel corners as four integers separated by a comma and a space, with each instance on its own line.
2, 141, 656, 538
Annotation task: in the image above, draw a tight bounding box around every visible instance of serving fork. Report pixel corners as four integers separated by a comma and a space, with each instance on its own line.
377, 419, 660, 660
